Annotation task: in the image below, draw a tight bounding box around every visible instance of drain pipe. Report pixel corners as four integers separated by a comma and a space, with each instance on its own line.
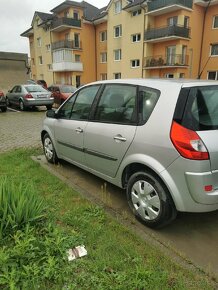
141, 3, 146, 78
197, 0, 211, 79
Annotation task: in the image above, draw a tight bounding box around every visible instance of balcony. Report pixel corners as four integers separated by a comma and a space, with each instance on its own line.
144, 54, 189, 69
194, 0, 218, 6
51, 40, 82, 50
147, 0, 193, 16
51, 17, 81, 32
52, 61, 83, 72
144, 25, 190, 43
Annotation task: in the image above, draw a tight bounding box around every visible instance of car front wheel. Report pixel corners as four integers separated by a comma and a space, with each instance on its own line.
126, 171, 177, 228
43, 133, 58, 164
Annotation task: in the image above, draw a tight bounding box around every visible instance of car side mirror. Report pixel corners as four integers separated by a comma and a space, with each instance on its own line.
46, 109, 57, 118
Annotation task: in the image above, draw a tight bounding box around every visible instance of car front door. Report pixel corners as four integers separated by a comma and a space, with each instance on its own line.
54, 85, 100, 165
84, 84, 138, 178
8, 86, 17, 105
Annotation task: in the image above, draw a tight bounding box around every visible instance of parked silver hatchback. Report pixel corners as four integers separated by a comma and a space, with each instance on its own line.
41, 79, 218, 228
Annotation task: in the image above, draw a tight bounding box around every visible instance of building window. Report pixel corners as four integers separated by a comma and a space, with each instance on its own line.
208, 71, 218, 80
100, 31, 107, 42
114, 49, 121, 61
114, 73, 121, 79
73, 10, 79, 20
31, 58, 35, 66
167, 16, 178, 26
184, 16, 189, 28
213, 16, 218, 28
37, 37, 41, 47
75, 54, 81, 62
39, 56, 43, 65
76, 75, 81, 88
114, 25, 122, 38
46, 44, 51, 51
131, 59, 140, 68
165, 74, 174, 78
211, 44, 218, 56
179, 73, 185, 78
132, 9, 141, 17
100, 52, 107, 63
64, 10, 69, 17
132, 33, 141, 42
114, 0, 121, 14
47, 64, 52, 71
101, 73, 107, 80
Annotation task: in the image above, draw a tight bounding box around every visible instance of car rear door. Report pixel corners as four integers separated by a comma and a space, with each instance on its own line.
54, 85, 101, 165
84, 84, 137, 178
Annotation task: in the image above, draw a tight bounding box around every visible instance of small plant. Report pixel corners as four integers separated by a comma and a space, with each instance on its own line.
0, 178, 47, 238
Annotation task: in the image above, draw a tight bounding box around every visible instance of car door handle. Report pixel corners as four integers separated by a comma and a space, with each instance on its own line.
113, 135, 127, 142
75, 127, 83, 133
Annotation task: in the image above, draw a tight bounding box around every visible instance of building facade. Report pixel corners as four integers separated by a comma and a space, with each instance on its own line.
21, 0, 218, 86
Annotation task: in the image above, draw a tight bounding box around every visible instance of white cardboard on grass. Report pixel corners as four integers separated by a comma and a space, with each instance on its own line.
67, 245, 87, 261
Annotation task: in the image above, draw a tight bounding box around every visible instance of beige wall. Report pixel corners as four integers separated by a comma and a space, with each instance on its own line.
96, 22, 107, 80
32, 16, 53, 85
0, 52, 29, 93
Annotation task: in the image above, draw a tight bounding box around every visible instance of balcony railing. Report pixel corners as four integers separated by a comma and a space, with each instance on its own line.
148, 0, 193, 11
51, 17, 81, 30
144, 25, 190, 41
51, 40, 82, 50
144, 54, 189, 68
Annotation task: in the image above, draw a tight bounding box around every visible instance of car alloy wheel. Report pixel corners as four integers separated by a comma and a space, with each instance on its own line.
127, 171, 177, 228
43, 133, 58, 163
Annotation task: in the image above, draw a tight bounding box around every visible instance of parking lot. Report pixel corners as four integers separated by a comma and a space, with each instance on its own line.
1, 108, 218, 282
0, 107, 45, 152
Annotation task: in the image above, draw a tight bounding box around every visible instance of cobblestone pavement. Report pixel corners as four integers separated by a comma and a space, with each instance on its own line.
0, 109, 46, 153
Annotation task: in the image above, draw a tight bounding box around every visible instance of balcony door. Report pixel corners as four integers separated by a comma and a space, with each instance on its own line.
74, 33, 80, 48
166, 46, 176, 65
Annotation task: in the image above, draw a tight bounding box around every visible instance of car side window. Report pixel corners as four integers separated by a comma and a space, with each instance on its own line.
11, 86, 17, 93
70, 85, 100, 120
138, 86, 160, 124
15, 86, 21, 93
57, 85, 100, 120
94, 85, 137, 124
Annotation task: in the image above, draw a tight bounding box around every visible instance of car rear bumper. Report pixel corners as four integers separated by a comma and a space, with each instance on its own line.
185, 170, 218, 205
24, 98, 54, 107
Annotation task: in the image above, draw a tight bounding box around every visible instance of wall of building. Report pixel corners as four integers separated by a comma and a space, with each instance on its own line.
96, 21, 107, 80
0, 52, 29, 93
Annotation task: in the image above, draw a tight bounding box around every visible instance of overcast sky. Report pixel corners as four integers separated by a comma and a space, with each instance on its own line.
0, 0, 109, 55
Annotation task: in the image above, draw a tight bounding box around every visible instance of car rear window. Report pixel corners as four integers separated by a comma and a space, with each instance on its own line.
24, 85, 47, 93
176, 86, 218, 131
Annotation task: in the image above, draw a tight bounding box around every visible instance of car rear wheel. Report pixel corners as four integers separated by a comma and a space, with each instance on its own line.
1, 107, 7, 112
126, 171, 177, 228
19, 100, 26, 111
46, 105, 52, 110
43, 133, 58, 164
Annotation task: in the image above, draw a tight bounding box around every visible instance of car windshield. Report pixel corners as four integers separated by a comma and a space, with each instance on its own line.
24, 85, 48, 93
182, 86, 218, 130
60, 86, 76, 93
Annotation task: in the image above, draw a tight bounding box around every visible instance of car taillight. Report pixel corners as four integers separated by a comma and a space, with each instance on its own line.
24, 94, 33, 99
170, 121, 209, 160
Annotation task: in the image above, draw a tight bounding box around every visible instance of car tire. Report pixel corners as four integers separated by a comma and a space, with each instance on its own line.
6, 97, 11, 107
46, 105, 53, 110
43, 133, 58, 164
19, 100, 26, 111
126, 171, 177, 229
1, 107, 7, 112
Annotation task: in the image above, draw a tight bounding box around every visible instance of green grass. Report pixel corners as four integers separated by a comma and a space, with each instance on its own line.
0, 148, 215, 289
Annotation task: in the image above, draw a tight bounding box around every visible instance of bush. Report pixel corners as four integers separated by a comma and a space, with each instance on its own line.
0, 178, 47, 238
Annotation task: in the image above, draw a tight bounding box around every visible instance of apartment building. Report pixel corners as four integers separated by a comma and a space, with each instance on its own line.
22, 0, 218, 85
22, 1, 100, 87
196, 0, 218, 80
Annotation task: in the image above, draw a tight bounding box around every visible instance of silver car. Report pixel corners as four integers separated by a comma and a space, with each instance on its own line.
6, 84, 53, 111
41, 79, 218, 228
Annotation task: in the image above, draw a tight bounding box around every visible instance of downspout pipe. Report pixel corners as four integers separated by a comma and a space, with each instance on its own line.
197, 0, 211, 79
